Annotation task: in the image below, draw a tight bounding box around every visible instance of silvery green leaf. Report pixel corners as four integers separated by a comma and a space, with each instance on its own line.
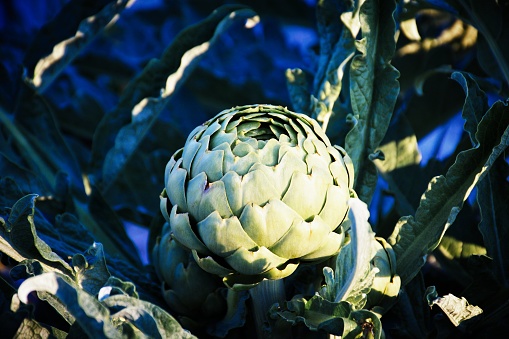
320, 198, 377, 309
425, 286, 483, 327
272, 294, 382, 338
18, 272, 119, 338
18, 272, 195, 338
388, 100, 509, 286
72, 242, 111, 296
310, 0, 356, 129
285, 68, 311, 115
102, 294, 197, 338
344, 0, 399, 204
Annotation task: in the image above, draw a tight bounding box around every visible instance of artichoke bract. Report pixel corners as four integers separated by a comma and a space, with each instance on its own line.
160, 104, 354, 288
152, 223, 226, 319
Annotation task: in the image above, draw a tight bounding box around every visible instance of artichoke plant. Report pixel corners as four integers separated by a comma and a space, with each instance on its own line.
159, 104, 355, 287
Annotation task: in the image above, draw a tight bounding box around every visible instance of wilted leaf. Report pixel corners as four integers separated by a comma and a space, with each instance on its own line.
425, 286, 483, 327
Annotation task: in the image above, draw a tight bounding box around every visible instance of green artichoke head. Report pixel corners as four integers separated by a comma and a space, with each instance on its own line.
152, 222, 226, 318
160, 104, 354, 288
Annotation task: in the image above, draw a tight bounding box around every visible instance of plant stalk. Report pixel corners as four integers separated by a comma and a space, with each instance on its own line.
249, 279, 286, 338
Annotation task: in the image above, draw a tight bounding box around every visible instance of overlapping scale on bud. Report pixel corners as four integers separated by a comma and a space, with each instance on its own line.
159, 104, 354, 288
152, 222, 226, 320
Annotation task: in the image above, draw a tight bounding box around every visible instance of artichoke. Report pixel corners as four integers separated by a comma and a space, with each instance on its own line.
152, 222, 226, 319
160, 104, 354, 287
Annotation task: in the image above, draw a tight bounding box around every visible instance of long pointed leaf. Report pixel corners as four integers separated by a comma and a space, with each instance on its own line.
344, 0, 399, 203
388, 100, 509, 286
90, 5, 258, 193
29, 0, 134, 92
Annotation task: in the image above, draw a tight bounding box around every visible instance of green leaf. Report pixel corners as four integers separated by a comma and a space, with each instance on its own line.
308, 0, 356, 129
286, 68, 311, 115
90, 5, 258, 192
28, 0, 133, 92
451, 72, 488, 145
321, 198, 377, 308
102, 295, 197, 338
273, 294, 353, 335
344, 0, 400, 203
374, 115, 422, 218
477, 157, 509, 285
18, 272, 196, 338
437, 235, 487, 260
0, 194, 72, 274
272, 294, 382, 338
388, 100, 509, 286
17, 272, 121, 338
87, 187, 142, 267
72, 243, 111, 296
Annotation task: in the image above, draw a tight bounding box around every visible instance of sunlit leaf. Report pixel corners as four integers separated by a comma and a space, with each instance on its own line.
425, 286, 483, 327
17, 272, 196, 338
344, 0, 399, 203
437, 235, 487, 260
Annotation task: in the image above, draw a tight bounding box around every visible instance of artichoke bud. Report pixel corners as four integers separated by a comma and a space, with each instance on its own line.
367, 237, 401, 313
152, 222, 226, 318
159, 104, 354, 288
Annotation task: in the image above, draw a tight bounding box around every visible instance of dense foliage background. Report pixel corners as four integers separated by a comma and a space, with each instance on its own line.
1, 0, 508, 337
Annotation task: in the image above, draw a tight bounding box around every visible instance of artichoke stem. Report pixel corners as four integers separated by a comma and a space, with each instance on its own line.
249, 279, 286, 338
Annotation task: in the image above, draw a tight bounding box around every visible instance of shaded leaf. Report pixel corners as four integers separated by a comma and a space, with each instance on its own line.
451, 72, 488, 145
72, 243, 111, 296
388, 100, 509, 286
0, 194, 72, 274
477, 156, 509, 285
374, 115, 422, 217
272, 294, 382, 338
308, 0, 355, 129
22, 0, 115, 74
28, 0, 133, 92
90, 4, 258, 190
